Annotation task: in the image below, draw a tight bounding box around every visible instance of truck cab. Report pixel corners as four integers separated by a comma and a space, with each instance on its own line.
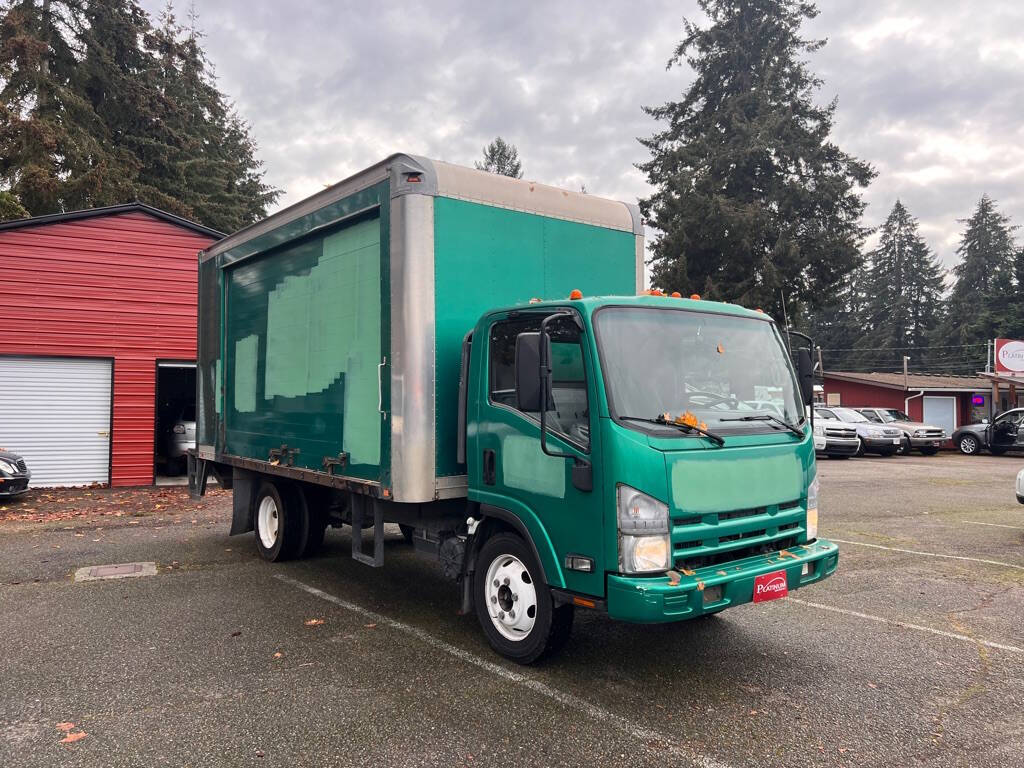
461, 294, 838, 660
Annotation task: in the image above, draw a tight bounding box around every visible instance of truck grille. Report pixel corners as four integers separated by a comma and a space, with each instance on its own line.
672, 499, 805, 571
917, 429, 944, 438
824, 426, 856, 439
881, 428, 901, 438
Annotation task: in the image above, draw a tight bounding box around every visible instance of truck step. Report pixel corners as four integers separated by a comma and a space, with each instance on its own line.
350, 495, 384, 567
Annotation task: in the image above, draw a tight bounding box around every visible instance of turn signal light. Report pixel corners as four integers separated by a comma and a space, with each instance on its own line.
569, 289, 583, 300
572, 597, 597, 609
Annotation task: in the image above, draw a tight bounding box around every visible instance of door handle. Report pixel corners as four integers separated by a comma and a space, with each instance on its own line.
482, 449, 496, 485
97, 431, 109, 437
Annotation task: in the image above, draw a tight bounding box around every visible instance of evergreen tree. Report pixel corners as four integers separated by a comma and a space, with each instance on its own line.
0, 188, 28, 219
638, 0, 875, 320
805, 261, 869, 371
851, 200, 944, 366
933, 194, 1017, 350
475, 136, 523, 178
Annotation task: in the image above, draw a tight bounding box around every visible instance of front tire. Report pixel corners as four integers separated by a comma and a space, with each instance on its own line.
254, 481, 301, 561
898, 436, 911, 455
958, 435, 980, 455
473, 533, 573, 664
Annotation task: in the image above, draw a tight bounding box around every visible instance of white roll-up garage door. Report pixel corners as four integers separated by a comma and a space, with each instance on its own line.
0, 357, 112, 487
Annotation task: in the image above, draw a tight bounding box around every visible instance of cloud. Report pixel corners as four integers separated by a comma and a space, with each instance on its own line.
144, 0, 1024, 270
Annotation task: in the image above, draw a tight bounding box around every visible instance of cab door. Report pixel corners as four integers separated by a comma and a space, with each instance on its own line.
472, 310, 604, 597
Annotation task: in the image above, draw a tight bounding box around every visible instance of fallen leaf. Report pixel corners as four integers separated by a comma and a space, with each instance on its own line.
666, 570, 681, 586
273, 652, 283, 659
230, 630, 242, 637
304, 618, 324, 627
680, 567, 696, 576
56, 722, 75, 732
60, 731, 87, 744
364, 623, 377, 629
696, 580, 705, 591
778, 549, 800, 560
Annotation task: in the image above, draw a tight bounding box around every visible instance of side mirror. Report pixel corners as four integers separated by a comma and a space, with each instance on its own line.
515, 332, 551, 412
797, 347, 814, 406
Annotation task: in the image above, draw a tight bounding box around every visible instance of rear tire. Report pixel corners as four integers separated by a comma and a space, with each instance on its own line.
474, 532, 574, 664
254, 481, 301, 562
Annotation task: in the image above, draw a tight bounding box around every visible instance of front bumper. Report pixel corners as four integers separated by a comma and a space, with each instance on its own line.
861, 436, 901, 451
820, 437, 859, 456
0, 474, 30, 497
908, 436, 945, 448
607, 539, 839, 623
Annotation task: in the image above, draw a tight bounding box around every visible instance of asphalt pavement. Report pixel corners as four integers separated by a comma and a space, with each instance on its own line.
1, 453, 1022, 767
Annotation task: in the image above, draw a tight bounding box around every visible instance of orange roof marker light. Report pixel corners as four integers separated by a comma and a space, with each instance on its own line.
670, 291, 682, 298
690, 293, 701, 300
755, 308, 764, 314
569, 289, 583, 300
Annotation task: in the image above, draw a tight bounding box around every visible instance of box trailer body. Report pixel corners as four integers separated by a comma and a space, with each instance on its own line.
195, 154, 643, 502
192, 155, 838, 664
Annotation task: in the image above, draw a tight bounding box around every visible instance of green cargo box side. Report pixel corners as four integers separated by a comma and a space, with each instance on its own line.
196, 154, 642, 502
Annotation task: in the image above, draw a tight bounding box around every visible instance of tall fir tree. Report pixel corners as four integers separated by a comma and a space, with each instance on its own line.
933, 194, 1017, 352
0, 0, 278, 230
850, 200, 944, 367
475, 136, 523, 178
638, 0, 874, 320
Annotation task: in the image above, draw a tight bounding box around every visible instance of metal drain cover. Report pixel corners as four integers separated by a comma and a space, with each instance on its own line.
74, 562, 157, 582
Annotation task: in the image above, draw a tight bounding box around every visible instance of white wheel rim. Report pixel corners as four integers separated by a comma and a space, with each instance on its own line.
484, 553, 538, 642
963, 437, 976, 453
257, 496, 279, 549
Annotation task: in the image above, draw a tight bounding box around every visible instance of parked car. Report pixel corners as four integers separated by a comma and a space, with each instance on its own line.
815, 407, 902, 456
1017, 468, 1024, 504
952, 408, 1024, 456
812, 414, 860, 458
163, 404, 196, 475
856, 407, 945, 456
0, 449, 31, 497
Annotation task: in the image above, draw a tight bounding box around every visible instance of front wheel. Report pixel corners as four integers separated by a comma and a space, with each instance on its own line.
474, 533, 573, 664
898, 436, 911, 455
958, 435, 980, 455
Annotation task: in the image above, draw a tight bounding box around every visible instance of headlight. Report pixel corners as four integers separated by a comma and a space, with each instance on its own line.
617, 485, 670, 574
0, 459, 15, 475
806, 475, 819, 541
813, 422, 825, 436
865, 427, 883, 437
914, 429, 925, 437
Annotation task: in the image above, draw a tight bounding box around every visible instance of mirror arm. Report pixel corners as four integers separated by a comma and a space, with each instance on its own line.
539, 312, 582, 462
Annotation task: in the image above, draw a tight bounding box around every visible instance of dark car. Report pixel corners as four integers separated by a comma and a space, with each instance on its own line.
0, 450, 31, 497
952, 408, 1024, 456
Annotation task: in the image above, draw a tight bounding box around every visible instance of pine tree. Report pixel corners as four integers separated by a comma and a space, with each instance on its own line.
806, 262, 869, 371
934, 194, 1017, 350
475, 136, 523, 178
638, 0, 875, 320
851, 200, 944, 367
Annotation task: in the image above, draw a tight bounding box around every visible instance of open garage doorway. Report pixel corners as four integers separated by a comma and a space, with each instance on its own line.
155, 362, 196, 481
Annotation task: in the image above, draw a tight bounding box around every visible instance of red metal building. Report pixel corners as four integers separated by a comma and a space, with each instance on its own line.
822, 371, 1018, 446
0, 204, 220, 487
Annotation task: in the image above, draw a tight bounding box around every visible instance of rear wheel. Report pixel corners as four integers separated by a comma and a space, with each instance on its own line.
474, 533, 573, 664
254, 481, 301, 561
957, 435, 980, 455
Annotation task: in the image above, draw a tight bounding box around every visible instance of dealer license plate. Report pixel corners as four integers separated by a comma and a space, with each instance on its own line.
752, 570, 789, 603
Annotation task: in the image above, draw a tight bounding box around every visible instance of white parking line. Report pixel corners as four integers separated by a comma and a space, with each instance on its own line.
787, 597, 1024, 655
962, 520, 1024, 531
275, 574, 733, 768
830, 537, 1024, 571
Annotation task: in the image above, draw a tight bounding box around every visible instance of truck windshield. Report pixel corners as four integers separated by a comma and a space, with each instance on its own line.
594, 307, 804, 434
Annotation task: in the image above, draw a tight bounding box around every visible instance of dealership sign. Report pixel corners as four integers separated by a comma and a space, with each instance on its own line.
995, 338, 1024, 375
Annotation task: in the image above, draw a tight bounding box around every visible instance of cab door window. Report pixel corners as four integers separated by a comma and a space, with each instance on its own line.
488, 314, 590, 450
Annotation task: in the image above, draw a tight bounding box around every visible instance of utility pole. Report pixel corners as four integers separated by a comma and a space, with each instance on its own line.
903, 356, 910, 390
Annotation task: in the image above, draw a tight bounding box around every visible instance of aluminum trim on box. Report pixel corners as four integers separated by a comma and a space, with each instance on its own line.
389, 193, 437, 502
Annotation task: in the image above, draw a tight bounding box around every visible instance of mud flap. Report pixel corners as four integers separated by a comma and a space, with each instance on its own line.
229, 469, 257, 536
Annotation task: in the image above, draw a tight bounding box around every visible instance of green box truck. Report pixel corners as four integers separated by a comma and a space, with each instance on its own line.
190, 154, 838, 663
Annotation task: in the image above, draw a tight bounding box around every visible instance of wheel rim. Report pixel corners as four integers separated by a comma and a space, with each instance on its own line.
257, 496, 279, 549
961, 437, 977, 454
483, 553, 538, 642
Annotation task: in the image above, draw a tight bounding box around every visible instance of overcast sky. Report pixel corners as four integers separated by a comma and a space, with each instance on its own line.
143, 0, 1024, 273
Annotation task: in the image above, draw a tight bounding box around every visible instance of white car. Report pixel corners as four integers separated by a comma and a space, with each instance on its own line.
1017, 468, 1023, 504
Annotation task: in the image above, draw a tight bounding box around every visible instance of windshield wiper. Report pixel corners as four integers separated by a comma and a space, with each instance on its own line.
619, 415, 726, 447
720, 414, 804, 439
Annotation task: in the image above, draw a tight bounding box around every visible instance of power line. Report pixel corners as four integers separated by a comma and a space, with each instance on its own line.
820, 343, 988, 352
